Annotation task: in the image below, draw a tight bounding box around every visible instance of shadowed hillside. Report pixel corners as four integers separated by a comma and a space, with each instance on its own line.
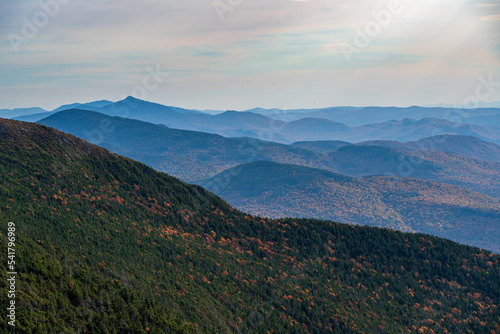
356, 135, 500, 162
38, 110, 500, 200
38, 109, 325, 181
202, 161, 500, 253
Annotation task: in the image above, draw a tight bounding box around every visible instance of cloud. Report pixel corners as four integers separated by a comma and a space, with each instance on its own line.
0, 0, 499, 110
481, 14, 500, 20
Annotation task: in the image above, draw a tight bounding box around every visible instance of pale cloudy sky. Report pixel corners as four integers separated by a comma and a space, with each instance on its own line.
1, 0, 499, 110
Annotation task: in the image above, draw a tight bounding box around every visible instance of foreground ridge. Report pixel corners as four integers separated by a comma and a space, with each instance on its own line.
0, 118, 499, 333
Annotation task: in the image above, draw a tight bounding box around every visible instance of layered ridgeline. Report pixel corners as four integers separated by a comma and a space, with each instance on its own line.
7, 96, 500, 128
323, 145, 500, 199
202, 161, 500, 253
15, 96, 500, 144
37, 109, 325, 182
293, 135, 500, 162
259, 105, 500, 127
1, 118, 500, 333
38, 109, 500, 199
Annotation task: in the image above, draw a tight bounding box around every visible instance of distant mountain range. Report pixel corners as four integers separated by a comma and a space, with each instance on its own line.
424, 101, 500, 109
262, 105, 500, 127
9, 100, 113, 122
0, 107, 47, 119
353, 135, 500, 162
38, 109, 500, 199
75, 99, 500, 145
282, 116, 500, 145
292, 140, 352, 153
37, 109, 324, 181
202, 161, 500, 252
292, 135, 500, 162
4, 96, 500, 144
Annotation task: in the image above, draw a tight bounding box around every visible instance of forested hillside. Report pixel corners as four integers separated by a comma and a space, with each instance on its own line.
356, 135, 500, 162
326, 145, 500, 199
1, 118, 499, 333
203, 161, 500, 252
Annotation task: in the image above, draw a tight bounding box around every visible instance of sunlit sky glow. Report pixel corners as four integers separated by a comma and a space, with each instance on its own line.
1, 0, 499, 110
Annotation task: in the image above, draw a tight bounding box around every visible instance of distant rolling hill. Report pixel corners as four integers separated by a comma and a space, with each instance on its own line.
292, 135, 500, 162
326, 145, 500, 199
0, 107, 48, 119
291, 140, 352, 153
260, 115, 500, 145
97, 96, 206, 120
38, 109, 500, 198
15, 111, 58, 122
52, 100, 113, 112
350, 117, 500, 145
37, 109, 325, 182
83, 97, 293, 142
207, 115, 500, 145
19, 97, 500, 145
202, 161, 500, 253
266, 106, 439, 125
7, 98, 500, 128
264, 106, 500, 127
13, 100, 114, 122
355, 134, 500, 162
98, 100, 500, 145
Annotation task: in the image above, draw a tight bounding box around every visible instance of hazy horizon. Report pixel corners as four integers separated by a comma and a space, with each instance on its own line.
4, 95, 500, 113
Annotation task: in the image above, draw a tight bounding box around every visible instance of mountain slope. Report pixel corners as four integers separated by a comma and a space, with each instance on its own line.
353, 117, 500, 144
291, 140, 352, 153
293, 135, 500, 162
0, 107, 47, 119
7, 98, 500, 144
202, 161, 500, 252
52, 100, 113, 112
327, 144, 500, 199
38, 109, 325, 181
97, 96, 207, 125
38, 110, 500, 198
100, 99, 291, 142
357, 135, 500, 162
266, 106, 500, 127
41, 97, 500, 144
264, 116, 500, 144
13, 100, 114, 122
0, 236, 195, 333
1, 118, 500, 333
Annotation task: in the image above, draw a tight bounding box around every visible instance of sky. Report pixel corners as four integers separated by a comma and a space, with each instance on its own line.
1, 0, 499, 111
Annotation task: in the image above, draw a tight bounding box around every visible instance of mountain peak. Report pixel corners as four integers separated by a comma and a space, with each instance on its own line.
122, 96, 143, 102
